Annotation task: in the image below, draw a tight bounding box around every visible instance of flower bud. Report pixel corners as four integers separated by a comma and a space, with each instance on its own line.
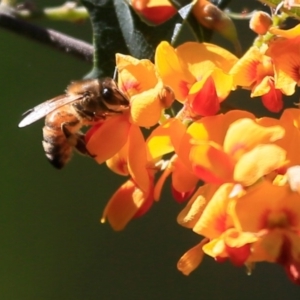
159, 85, 175, 108
249, 11, 272, 35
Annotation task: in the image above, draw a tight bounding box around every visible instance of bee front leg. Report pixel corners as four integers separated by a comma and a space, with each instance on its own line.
61, 122, 95, 158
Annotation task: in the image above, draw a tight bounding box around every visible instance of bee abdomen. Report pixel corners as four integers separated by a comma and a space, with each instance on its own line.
42, 126, 73, 169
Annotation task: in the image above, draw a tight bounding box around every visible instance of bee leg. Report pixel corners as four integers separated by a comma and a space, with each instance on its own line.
74, 132, 96, 158
61, 122, 95, 158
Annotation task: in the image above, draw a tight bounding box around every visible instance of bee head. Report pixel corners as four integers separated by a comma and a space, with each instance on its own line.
100, 78, 130, 109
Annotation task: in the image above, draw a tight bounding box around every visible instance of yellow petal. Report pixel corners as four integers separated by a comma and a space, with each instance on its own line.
193, 183, 235, 238
234, 144, 286, 186
177, 184, 218, 228
223, 118, 285, 157
176, 42, 238, 75
116, 53, 157, 97
211, 68, 233, 100
146, 118, 186, 160
129, 87, 163, 127
269, 24, 300, 39
155, 41, 195, 101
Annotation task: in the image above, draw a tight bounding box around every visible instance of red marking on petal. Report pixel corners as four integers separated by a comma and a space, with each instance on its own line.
133, 187, 154, 218
171, 186, 195, 203
120, 80, 141, 94
276, 166, 287, 175
214, 214, 227, 234
215, 256, 227, 263
189, 77, 220, 116
261, 80, 283, 113
226, 244, 251, 266
193, 165, 226, 185
179, 80, 190, 98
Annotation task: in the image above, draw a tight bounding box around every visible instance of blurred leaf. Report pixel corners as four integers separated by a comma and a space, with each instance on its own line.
82, 0, 182, 78
113, 0, 181, 58
170, 0, 211, 44
260, 0, 300, 20
81, 0, 129, 78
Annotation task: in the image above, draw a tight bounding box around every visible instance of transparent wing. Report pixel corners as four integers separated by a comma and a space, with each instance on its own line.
18, 94, 83, 128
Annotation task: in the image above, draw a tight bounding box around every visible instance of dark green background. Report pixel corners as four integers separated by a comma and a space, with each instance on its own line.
1, 0, 300, 299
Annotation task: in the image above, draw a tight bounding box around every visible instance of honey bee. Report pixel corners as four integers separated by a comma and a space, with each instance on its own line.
18, 78, 130, 169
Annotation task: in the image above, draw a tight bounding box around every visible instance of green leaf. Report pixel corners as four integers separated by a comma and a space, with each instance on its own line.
82, 0, 182, 78
81, 0, 129, 78
113, 0, 182, 59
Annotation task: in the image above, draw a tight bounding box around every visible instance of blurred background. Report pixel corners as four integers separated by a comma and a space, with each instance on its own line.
1, 0, 300, 299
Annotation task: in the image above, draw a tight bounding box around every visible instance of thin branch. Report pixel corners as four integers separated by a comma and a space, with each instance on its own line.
0, 11, 94, 62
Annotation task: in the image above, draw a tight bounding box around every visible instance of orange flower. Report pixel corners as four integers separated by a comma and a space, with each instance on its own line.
232, 179, 300, 284
175, 110, 286, 186
155, 41, 238, 117
258, 109, 300, 167
86, 54, 174, 165
177, 183, 257, 274
229, 46, 294, 112
101, 178, 154, 231
85, 54, 175, 229
266, 24, 300, 89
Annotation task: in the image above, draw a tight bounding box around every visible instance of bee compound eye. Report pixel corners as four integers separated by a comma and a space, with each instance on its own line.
102, 88, 113, 101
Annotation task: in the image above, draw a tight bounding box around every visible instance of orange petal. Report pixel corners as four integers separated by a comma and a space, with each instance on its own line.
101, 180, 148, 231
190, 143, 235, 184
177, 238, 209, 275
106, 141, 129, 176
127, 125, 150, 193
172, 156, 198, 193
86, 115, 131, 164
251, 230, 285, 262
230, 47, 267, 88
267, 37, 300, 85
233, 181, 300, 232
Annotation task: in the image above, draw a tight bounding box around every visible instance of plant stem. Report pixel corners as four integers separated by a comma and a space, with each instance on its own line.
0, 11, 93, 62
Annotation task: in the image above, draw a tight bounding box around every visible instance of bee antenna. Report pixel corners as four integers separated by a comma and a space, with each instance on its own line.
113, 67, 118, 82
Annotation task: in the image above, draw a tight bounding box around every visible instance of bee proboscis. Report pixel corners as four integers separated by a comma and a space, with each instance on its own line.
19, 78, 130, 169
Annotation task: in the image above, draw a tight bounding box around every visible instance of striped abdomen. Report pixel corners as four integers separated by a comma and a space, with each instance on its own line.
42, 106, 81, 169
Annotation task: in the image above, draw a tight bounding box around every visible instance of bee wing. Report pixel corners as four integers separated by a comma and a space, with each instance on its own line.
18, 94, 83, 128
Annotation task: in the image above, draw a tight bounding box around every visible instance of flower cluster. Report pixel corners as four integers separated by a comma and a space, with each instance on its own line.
83, 5, 300, 285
